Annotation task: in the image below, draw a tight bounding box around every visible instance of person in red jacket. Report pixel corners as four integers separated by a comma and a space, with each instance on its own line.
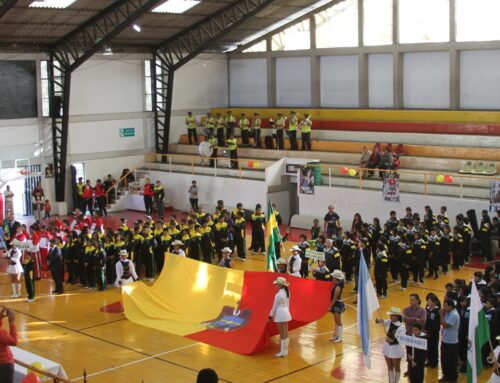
143, 178, 154, 215
81, 180, 94, 216
94, 179, 107, 217
0, 307, 17, 383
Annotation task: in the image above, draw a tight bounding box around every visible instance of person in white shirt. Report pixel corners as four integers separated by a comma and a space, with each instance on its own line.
268, 276, 292, 357
487, 335, 500, 383
5, 242, 23, 298
171, 240, 186, 257
3, 185, 14, 215
376, 307, 406, 383
287, 245, 302, 277
114, 250, 138, 287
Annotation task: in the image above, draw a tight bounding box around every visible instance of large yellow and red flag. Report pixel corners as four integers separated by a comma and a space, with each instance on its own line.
122, 254, 331, 355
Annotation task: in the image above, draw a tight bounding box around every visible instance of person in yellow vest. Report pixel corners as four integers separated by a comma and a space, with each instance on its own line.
275, 113, 285, 150
204, 112, 216, 138
227, 134, 238, 169
185, 111, 198, 145
208, 134, 218, 168
300, 113, 312, 151
75, 177, 84, 211
225, 111, 236, 140
233, 210, 247, 261
288, 111, 298, 151
215, 112, 225, 146
239, 113, 250, 145
252, 112, 262, 148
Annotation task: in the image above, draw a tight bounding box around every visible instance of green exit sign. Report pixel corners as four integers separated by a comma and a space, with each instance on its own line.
119, 128, 135, 137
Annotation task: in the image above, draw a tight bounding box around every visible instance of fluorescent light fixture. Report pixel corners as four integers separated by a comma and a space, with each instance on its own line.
30, 0, 78, 8
152, 0, 201, 14
132, 24, 142, 32
231, 0, 334, 51
102, 45, 113, 56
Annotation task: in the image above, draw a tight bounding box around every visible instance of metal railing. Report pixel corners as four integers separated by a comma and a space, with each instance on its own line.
14, 358, 71, 383
104, 158, 145, 205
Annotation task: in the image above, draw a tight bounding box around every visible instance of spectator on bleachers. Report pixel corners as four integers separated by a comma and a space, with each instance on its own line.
367, 147, 381, 178
359, 146, 372, 178
379, 149, 394, 179
395, 144, 405, 157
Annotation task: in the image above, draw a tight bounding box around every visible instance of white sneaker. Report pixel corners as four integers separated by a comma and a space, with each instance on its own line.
332, 338, 343, 343
27, 299, 35, 302
401, 287, 407, 291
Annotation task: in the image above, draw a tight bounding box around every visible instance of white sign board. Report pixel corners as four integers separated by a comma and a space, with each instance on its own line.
305, 249, 325, 261
12, 239, 33, 250
397, 334, 428, 350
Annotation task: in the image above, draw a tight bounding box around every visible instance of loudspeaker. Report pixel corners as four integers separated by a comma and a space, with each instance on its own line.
265, 135, 274, 149
52, 96, 62, 118
466, 209, 479, 237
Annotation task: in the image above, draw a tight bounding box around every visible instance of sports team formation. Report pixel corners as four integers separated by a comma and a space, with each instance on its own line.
0, 1, 500, 383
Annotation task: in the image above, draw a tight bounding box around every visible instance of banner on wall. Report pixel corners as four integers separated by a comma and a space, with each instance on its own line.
490, 180, 500, 212
383, 172, 400, 203
299, 165, 314, 195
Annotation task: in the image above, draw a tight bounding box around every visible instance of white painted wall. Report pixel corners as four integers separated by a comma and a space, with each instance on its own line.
276, 57, 311, 107
403, 51, 450, 109
0, 120, 40, 162
320, 55, 359, 107
72, 155, 145, 183
229, 58, 267, 107
460, 50, 500, 110
298, 185, 488, 228
368, 53, 393, 108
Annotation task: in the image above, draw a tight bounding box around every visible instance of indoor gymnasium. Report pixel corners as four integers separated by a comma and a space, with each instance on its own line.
0, 0, 499, 382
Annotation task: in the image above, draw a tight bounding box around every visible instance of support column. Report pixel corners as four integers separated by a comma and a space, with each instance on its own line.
267, 55, 276, 107
358, 53, 368, 108
393, 52, 403, 109
449, 0, 459, 109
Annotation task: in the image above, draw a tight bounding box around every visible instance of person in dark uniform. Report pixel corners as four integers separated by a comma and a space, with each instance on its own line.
480, 210, 492, 261
324, 205, 340, 238
412, 232, 426, 285
22, 252, 35, 302
353, 238, 370, 290
457, 295, 470, 374
208, 134, 218, 168
200, 220, 214, 264
324, 239, 340, 274
214, 215, 229, 259
219, 247, 234, 268
399, 240, 412, 291
329, 270, 346, 343
425, 294, 441, 368
374, 243, 389, 299
296, 234, 309, 278
227, 134, 238, 169
93, 240, 107, 291
427, 227, 440, 279
250, 205, 266, 255
233, 211, 246, 261
408, 323, 427, 383
47, 239, 64, 294
252, 113, 262, 148
312, 260, 332, 281
274, 113, 285, 150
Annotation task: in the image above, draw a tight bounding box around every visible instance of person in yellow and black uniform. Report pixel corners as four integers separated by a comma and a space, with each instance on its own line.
139, 227, 155, 279
65, 231, 79, 284
374, 243, 389, 299
208, 134, 218, 168
22, 252, 35, 302
239, 113, 250, 145
75, 177, 84, 211
200, 219, 214, 264
275, 113, 285, 150
250, 204, 266, 255
154, 181, 165, 221
214, 215, 229, 260
156, 228, 171, 273
233, 211, 246, 261
227, 134, 238, 169
216, 112, 225, 146
185, 111, 198, 145
83, 239, 96, 289
300, 113, 312, 151
480, 210, 493, 261
93, 240, 107, 291
225, 111, 236, 140
204, 112, 216, 137
287, 111, 298, 150
253, 113, 262, 148
103, 233, 115, 285
131, 226, 143, 271
190, 224, 203, 261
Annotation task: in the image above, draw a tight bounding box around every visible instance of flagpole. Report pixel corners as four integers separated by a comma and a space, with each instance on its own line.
488, 339, 500, 376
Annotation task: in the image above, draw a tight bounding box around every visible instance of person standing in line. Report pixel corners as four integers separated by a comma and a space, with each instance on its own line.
204, 112, 215, 137
239, 113, 250, 145
300, 113, 312, 151
225, 111, 236, 140
438, 299, 460, 383
269, 276, 292, 357
188, 180, 198, 210
5, 242, 23, 298
75, 177, 84, 211
154, 180, 165, 220
233, 211, 246, 261
274, 113, 285, 150
94, 179, 107, 217
185, 111, 198, 145
287, 111, 298, 150
0, 307, 17, 383
208, 134, 218, 168
424, 294, 441, 368
32, 191, 44, 222
215, 112, 225, 146
143, 178, 154, 215
252, 113, 262, 148
47, 239, 64, 294
227, 134, 238, 169
22, 252, 35, 302
3, 185, 14, 215
81, 180, 94, 216
324, 205, 340, 239
250, 205, 265, 255
408, 323, 427, 383
375, 307, 406, 383
402, 294, 427, 377
329, 270, 346, 343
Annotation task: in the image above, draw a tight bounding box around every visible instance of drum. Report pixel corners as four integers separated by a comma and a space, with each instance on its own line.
198, 142, 213, 158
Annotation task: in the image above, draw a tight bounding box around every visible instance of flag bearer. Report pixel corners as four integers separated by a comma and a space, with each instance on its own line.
185, 111, 198, 145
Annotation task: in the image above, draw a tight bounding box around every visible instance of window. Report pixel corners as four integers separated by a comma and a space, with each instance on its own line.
456, 0, 500, 42
243, 40, 267, 53
144, 60, 164, 112
316, 0, 358, 48
399, 0, 449, 44
271, 20, 310, 51
363, 0, 392, 46
40, 61, 50, 117
72, 163, 85, 181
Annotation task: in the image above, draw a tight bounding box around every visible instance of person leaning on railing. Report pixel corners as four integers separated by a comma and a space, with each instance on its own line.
0, 307, 17, 383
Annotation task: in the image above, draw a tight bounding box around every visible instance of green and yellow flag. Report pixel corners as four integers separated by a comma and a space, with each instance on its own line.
266, 201, 281, 272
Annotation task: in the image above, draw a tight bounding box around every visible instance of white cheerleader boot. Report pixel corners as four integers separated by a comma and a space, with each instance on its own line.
10, 283, 17, 298
330, 326, 338, 342
388, 369, 395, 383
275, 340, 285, 357
394, 371, 400, 383
332, 325, 343, 343
16, 283, 22, 298
282, 338, 289, 357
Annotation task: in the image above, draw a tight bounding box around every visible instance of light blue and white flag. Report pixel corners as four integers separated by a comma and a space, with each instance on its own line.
357, 255, 380, 369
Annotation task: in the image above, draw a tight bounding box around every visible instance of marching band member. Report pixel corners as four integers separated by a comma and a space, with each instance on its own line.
239, 113, 250, 145
275, 113, 285, 150
186, 111, 198, 145
252, 113, 262, 148
287, 111, 298, 150
300, 113, 312, 151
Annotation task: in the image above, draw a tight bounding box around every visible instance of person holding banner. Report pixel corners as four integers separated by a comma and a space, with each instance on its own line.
375, 307, 405, 383
408, 323, 427, 383
329, 270, 346, 343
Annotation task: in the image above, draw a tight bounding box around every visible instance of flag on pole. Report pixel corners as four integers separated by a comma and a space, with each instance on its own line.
467, 281, 490, 383
357, 255, 380, 369
266, 201, 281, 272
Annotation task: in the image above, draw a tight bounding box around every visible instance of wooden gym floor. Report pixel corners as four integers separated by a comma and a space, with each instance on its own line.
0, 211, 493, 383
